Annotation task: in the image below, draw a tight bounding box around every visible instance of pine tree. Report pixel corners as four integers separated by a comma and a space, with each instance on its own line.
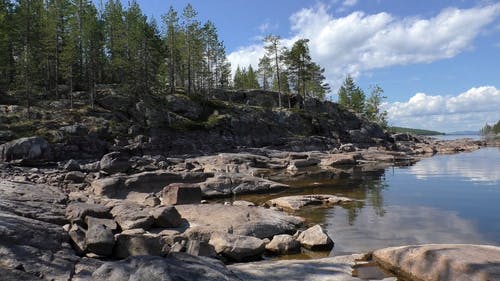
338, 75, 366, 114
285, 39, 311, 98
364, 85, 387, 127
264, 35, 283, 106
162, 6, 179, 94
103, 0, 127, 84
245, 65, 259, 89
257, 55, 272, 90
0, 0, 14, 91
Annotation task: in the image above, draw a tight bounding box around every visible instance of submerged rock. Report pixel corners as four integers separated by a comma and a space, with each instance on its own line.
267, 194, 354, 211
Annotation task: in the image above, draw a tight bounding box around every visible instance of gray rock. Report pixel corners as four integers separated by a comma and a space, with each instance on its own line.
162, 183, 202, 205
92, 253, 241, 281
69, 223, 87, 255
110, 203, 154, 230
149, 206, 183, 228
267, 194, 354, 211
0, 136, 52, 162
265, 234, 301, 254
85, 224, 114, 256
176, 204, 304, 239
0, 180, 68, 225
297, 224, 334, 250
66, 202, 111, 223
63, 159, 81, 171
60, 123, 89, 136
209, 232, 265, 261
100, 151, 131, 174
199, 173, 289, 198
166, 94, 203, 120
114, 229, 170, 258
373, 244, 500, 281
186, 240, 218, 258
85, 216, 118, 232
320, 153, 358, 166
64, 171, 86, 183
230, 254, 366, 281
91, 170, 211, 199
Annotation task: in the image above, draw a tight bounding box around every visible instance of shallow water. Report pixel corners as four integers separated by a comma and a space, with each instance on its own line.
240, 147, 500, 257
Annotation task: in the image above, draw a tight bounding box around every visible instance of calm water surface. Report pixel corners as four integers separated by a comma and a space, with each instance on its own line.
241, 147, 500, 257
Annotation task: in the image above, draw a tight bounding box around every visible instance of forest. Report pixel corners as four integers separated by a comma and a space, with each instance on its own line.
0, 0, 330, 108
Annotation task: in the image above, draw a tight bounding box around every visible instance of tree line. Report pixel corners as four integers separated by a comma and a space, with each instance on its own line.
0, 0, 231, 108
234, 36, 330, 106
480, 121, 500, 136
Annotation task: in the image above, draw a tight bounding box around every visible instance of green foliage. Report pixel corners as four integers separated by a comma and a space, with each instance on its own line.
480, 121, 500, 135
232, 65, 259, 90
257, 55, 272, 90
364, 85, 387, 128
389, 126, 444, 136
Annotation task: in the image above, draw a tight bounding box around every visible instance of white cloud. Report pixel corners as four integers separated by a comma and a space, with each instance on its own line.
342, 0, 358, 7
384, 86, 500, 132
227, 3, 500, 93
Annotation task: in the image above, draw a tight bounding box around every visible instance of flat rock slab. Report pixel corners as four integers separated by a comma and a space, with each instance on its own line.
176, 204, 304, 239
267, 194, 354, 211
229, 254, 366, 281
0, 180, 68, 225
199, 173, 289, 198
92, 253, 241, 281
373, 244, 500, 281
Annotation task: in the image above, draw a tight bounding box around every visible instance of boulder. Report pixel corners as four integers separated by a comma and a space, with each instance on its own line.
165, 94, 203, 120
149, 205, 183, 228
373, 244, 500, 281
297, 224, 334, 250
287, 158, 321, 170
199, 173, 289, 198
230, 254, 366, 281
85, 224, 114, 256
92, 253, 241, 281
110, 202, 154, 231
162, 183, 202, 205
176, 204, 304, 239
265, 234, 301, 255
185, 240, 218, 258
85, 216, 118, 232
0, 136, 52, 162
66, 202, 111, 223
99, 151, 131, 174
68, 223, 87, 255
63, 159, 81, 171
267, 194, 354, 211
209, 232, 265, 261
114, 229, 170, 258
64, 171, 86, 183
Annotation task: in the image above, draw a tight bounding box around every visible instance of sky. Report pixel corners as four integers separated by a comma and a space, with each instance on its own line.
121, 0, 500, 133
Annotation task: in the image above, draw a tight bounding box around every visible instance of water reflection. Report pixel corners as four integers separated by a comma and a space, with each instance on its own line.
407, 148, 500, 183
328, 205, 491, 256
243, 148, 500, 257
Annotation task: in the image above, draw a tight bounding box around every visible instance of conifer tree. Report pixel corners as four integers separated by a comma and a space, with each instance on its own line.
257, 55, 272, 91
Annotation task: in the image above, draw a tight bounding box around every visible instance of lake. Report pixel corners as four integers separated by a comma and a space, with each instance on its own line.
240, 146, 500, 258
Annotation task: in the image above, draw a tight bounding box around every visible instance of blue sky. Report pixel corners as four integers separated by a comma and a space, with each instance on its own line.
120, 0, 500, 132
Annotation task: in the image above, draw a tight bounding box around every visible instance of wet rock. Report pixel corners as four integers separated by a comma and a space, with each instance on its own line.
265, 234, 301, 255
176, 204, 304, 239
149, 205, 183, 228
110, 202, 154, 231
297, 224, 334, 250
100, 151, 131, 174
287, 158, 321, 170
92, 253, 241, 281
373, 244, 500, 281
66, 202, 111, 224
230, 253, 366, 281
114, 229, 170, 258
162, 183, 202, 205
85, 224, 114, 256
0, 136, 52, 162
267, 194, 354, 211
209, 232, 265, 262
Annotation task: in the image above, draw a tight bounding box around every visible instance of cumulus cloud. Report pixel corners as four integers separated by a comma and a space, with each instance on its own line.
227, 3, 500, 91
384, 86, 500, 132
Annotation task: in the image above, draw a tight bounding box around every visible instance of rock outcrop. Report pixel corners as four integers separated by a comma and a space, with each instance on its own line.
373, 244, 500, 281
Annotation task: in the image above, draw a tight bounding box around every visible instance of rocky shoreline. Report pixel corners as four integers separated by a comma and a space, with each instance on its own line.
1, 131, 499, 280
